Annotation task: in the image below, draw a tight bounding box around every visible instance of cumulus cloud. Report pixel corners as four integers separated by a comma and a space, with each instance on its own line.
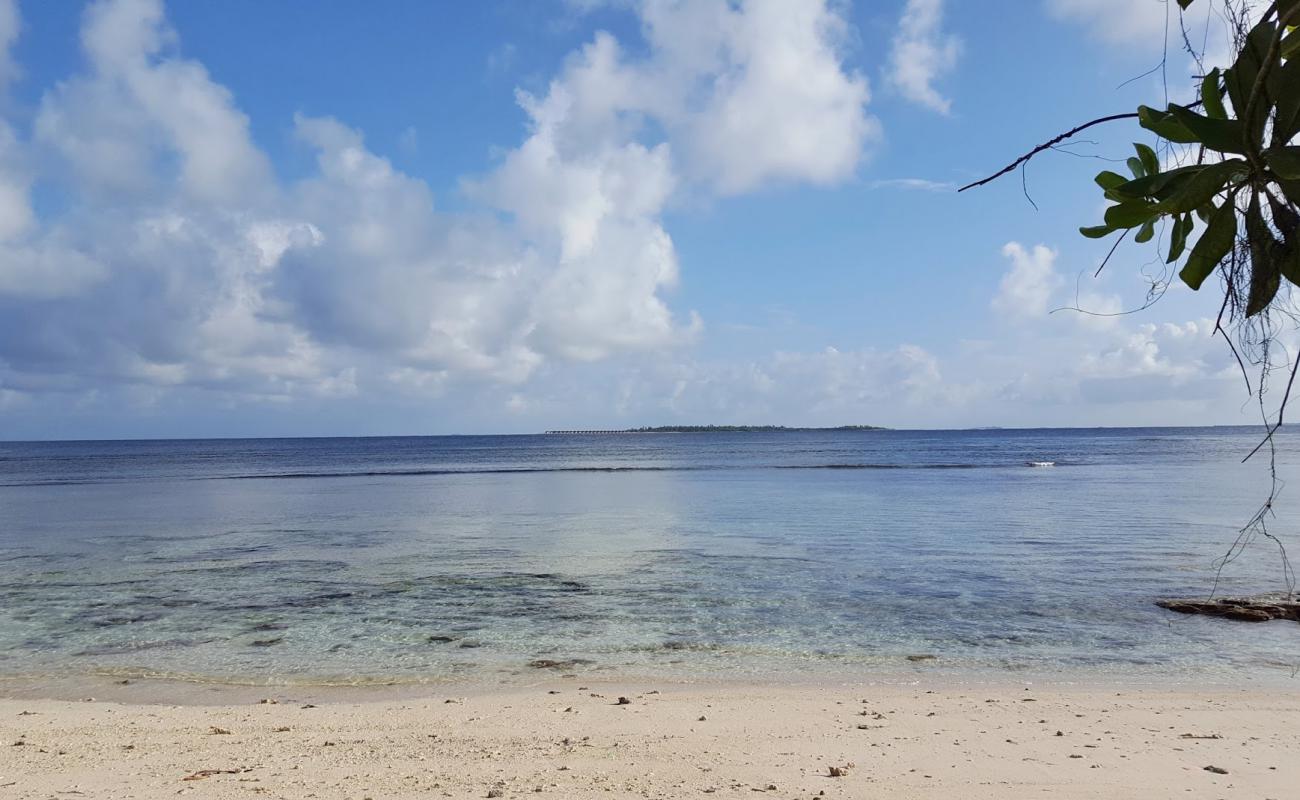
975, 237, 1242, 422
519, 1, 877, 196
1079, 319, 1216, 381
868, 177, 956, 192
512, 343, 952, 428
1045, 0, 1170, 47
0, 0, 874, 406
654, 0, 877, 193
991, 242, 1062, 319
483, 293, 1238, 429
0, 0, 17, 90
886, 0, 960, 114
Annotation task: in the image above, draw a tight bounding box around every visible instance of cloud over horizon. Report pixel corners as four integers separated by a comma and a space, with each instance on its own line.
0, 0, 1268, 436
0, 0, 875, 410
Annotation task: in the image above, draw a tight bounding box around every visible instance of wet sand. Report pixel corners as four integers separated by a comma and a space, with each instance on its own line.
2, 678, 1297, 799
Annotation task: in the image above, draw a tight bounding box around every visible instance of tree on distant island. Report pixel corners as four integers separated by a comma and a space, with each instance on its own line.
626, 425, 886, 433
545, 425, 887, 434
964, 0, 1297, 598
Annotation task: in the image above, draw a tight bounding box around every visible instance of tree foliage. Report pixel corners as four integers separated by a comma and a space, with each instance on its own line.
964, 0, 1300, 598
1081, 0, 1298, 321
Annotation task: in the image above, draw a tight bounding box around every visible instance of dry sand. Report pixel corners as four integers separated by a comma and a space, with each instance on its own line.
2, 678, 1297, 799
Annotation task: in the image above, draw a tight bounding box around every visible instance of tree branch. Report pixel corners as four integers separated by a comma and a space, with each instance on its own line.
958, 113, 1139, 193
959, 100, 1206, 194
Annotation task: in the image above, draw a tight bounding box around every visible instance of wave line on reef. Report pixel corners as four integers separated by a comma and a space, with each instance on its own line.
0, 461, 1073, 486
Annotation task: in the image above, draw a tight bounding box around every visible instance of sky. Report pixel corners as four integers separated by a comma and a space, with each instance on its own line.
0, 0, 1279, 438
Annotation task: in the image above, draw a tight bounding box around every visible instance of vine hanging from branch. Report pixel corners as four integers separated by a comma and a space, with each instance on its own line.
962, 0, 1300, 598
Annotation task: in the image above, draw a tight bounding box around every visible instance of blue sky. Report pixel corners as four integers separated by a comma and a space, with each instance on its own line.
0, 0, 1271, 438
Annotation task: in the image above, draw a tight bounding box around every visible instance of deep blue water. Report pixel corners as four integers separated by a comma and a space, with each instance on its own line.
0, 427, 1297, 686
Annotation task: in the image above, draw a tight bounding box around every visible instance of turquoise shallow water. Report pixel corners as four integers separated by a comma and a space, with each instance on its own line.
0, 428, 1297, 686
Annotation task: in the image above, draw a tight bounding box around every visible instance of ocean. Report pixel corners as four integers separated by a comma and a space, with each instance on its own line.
1, 427, 1297, 687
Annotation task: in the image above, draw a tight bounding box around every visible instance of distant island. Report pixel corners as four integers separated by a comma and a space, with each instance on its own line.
543, 425, 887, 434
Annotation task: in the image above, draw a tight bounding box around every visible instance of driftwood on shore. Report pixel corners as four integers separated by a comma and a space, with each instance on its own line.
1157, 596, 1300, 623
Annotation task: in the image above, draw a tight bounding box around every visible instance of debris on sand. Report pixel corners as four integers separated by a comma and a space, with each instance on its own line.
1203, 765, 1229, 775
182, 768, 245, 781
616, 697, 631, 705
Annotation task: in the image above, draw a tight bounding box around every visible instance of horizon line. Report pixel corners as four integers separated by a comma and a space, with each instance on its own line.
0, 422, 1287, 445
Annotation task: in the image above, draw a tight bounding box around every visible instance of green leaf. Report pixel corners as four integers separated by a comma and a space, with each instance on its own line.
1281, 243, 1300, 288
1283, 27, 1299, 61
1167, 213, 1192, 263
1273, 57, 1300, 143
1226, 23, 1273, 110
1201, 68, 1226, 119
1265, 147, 1300, 180
1282, 179, 1300, 207
1246, 262, 1281, 316
1134, 219, 1156, 243
1268, 187, 1300, 239
1127, 157, 1146, 178
1155, 159, 1245, 214
1135, 142, 1160, 176
1080, 225, 1116, 239
1180, 201, 1237, 290
1245, 195, 1280, 317
1137, 105, 1199, 144
1167, 104, 1248, 154
1112, 163, 1218, 203
1104, 201, 1158, 229
1225, 22, 1276, 142
1094, 170, 1128, 191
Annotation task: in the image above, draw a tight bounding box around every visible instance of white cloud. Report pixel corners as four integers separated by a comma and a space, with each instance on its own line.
0, 0, 17, 91
992, 242, 1062, 319
484, 287, 1241, 428
35, 0, 273, 207
886, 0, 960, 114
1045, 0, 1169, 47
0, 0, 1250, 434
508, 1, 877, 197
0, 0, 873, 407
1079, 319, 1215, 381
516, 343, 951, 427
0, 114, 31, 242
869, 177, 955, 192
659, 0, 877, 193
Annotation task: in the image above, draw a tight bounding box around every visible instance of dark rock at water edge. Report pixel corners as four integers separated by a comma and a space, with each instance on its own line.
1157, 595, 1299, 623
526, 658, 595, 670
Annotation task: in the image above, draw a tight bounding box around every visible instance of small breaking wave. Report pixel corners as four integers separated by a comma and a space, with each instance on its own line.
0, 460, 1075, 485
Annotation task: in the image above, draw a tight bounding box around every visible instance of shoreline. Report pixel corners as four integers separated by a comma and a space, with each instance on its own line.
2, 663, 1297, 706
3, 677, 1297, 799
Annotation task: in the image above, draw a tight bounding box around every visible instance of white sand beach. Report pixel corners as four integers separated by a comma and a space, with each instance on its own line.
3, 679, 1297, 799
